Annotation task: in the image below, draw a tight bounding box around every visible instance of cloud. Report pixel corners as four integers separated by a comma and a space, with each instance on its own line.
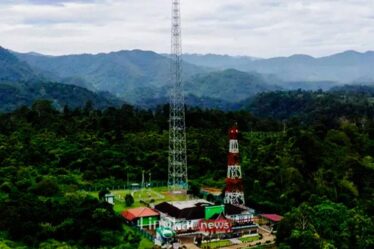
28, 0, 97, 4
0, 0, 99, 5
0, 0, 373, 57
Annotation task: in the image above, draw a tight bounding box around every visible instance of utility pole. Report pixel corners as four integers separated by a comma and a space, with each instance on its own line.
168, 0, 188, 193
141, 170, 145, 189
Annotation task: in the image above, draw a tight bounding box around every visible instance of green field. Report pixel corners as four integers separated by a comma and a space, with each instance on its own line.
84, 186, 189, 213
201, 240, 232, 249
240, 235, 260, 243
200, 235, 260, 249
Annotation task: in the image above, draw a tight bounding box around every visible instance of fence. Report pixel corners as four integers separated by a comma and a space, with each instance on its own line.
132, 224, 155, 242
80, 181, 168, 192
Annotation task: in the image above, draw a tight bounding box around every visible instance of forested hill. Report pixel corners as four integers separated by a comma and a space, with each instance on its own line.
330, 84, 374, 95
185, 69, 281, 102
182, 50, 374, 83
0, 95, 373, 248
0, 81, 124, 113
0, 47, 125, 112
131, 69, 281, 109
0, 46, 42, 82
14, 49, 205, 97
246, 88, 374, 123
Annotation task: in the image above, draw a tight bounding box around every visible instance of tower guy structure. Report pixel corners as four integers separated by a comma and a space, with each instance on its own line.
224, 125, 245, 205
168, 0, 188, 192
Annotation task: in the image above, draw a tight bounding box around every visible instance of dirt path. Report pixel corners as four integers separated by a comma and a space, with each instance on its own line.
184, 243, 201, 249
220, 232, 276, 249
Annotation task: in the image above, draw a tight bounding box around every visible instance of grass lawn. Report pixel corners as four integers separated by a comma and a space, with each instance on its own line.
240, 235, 260, 243
84, 186, 188, 214
122, 225, 153, 249
138, 238, 154, 249
201, 240, 232, 249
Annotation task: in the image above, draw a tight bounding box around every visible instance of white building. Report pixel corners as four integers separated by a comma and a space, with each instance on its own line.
154, 199, 255, 235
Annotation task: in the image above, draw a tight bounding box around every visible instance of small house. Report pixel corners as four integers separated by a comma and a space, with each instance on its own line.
122, 207, 160, 228
259, 214, 283, 233
104, 193, 115, 205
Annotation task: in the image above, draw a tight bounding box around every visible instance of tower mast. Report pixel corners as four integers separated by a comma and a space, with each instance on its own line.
224, 125, 245, 205
168, 0, 188, 192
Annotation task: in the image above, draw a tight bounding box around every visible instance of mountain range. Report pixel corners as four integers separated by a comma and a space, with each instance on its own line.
0, 47, 123, 112
182, 51, 374, 83
1, 45, 374, 112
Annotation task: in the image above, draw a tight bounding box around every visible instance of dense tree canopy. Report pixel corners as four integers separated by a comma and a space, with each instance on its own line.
0, 91, 373, 248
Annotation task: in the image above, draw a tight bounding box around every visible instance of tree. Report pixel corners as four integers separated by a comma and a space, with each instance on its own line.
33, 177, 60, 197
206, 194, 215, 202
277, 200, 374, 249
99, 189, 110, 201
187, 182, 201, 197
125, 194, 134, 207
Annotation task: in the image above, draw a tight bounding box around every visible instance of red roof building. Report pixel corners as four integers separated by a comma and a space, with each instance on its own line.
260, 214, 283, 223
258, 214, 283, 233
122, 207, 159, 221
122, 207, 160, 227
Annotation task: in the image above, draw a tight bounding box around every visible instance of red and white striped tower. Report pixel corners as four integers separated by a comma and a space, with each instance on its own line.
224, 125, 245, 205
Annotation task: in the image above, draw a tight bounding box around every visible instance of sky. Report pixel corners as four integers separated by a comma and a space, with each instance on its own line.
0, 0, 373, 58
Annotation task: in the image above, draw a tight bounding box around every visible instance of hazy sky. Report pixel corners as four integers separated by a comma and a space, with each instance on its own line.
0, 0, 373, 57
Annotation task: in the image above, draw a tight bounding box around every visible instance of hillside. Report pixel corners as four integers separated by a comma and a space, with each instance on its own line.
182, 53, 260, 69
0, 47, 42, 83
0, 99, 372, 248
15, 50, 205, 99
185, 69, 281, 102
330, 84, 374, 95
0, 81, 123, 112
124, 69, 281, 108
245, 90, 374, 122
4, 47, 373, 111
183, 51, 374, 83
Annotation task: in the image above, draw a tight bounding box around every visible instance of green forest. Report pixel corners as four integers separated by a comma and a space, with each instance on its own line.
0, 90, 373, 248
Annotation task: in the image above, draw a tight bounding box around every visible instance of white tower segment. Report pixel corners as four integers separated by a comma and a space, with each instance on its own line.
168, 0, 188, 192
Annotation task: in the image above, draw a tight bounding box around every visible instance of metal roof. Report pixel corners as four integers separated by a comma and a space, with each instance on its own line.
260, 214, 283, 222
121, 207, 159, 221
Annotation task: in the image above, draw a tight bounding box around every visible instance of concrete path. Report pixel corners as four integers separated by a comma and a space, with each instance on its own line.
184, 243, 200, 249
221, 234, 275, 249
229, 238, 242, 245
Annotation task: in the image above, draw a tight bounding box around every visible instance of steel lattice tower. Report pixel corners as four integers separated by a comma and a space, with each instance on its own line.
224, 125, 245, 205
168, 0, 188, 192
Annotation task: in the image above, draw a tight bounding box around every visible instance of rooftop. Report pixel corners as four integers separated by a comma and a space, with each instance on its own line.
201, 187, 222, 196
260, 214, 283, 222
168, 199, 213, 209
122, 207, 159, 221
154, 200, 252, 220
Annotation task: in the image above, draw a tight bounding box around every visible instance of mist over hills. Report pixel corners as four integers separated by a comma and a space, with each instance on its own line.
0, 81, 123, 113
131, 69, 280, 109
13, 48, 282, 107
1, 45, 374, 112
0, 46, 42, 83
182, 51, 374, 83
185, 69, 281, 102
14, 50, 205, 97
0, 47, 123, 112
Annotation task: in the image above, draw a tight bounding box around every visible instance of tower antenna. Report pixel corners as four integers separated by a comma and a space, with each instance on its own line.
224, 124, 245, 205
168, 0, 188, 192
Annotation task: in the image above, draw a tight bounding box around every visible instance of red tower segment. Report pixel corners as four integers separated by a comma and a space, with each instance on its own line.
224, 125, 245, 205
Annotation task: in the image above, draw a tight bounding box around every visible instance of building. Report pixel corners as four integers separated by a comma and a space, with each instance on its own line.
122, 207, 160, 227
154, 199, 256, 236
201, 187, 222, 202
259, 214, 283, 233
155, 199, 211, 233
104, 193, 115, 205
